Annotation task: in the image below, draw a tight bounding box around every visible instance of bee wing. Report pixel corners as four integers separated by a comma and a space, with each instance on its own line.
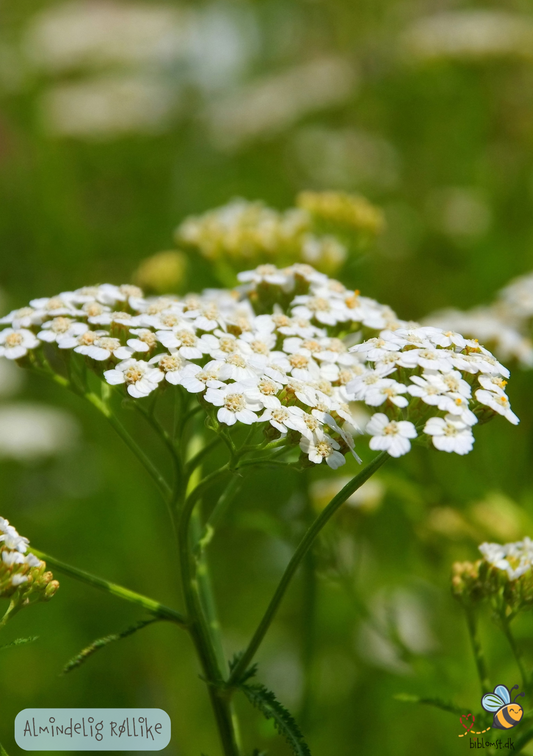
494, 685, 511, 704
482, 694, 505, 712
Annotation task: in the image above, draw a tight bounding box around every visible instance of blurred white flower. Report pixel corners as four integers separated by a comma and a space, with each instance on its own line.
15, 1, 258, 138
0, 404, 79, 461
23, 1, 189, 73
205, 57, 358, 151
0, 359, 24, 398
426, 187, 491, 241
358, 588, 436, 674
40, 75, 178, 138
424, 306, 533, 369
291, 126, 400, 191
401, 11, 533, 63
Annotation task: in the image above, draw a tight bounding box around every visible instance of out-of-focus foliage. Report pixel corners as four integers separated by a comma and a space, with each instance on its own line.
2, 1, 533, 755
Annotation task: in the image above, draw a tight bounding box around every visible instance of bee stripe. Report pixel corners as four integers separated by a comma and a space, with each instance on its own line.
498, 708, 517, 728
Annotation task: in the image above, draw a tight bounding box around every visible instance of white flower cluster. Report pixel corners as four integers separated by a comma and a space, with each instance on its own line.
0, 263, 518, 466
0, 517, 54, 599
479, 538, 533, 581
348, 326, 518, 457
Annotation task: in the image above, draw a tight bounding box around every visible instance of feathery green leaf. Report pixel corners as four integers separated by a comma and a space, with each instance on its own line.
0, 636, 38, 652
240, 683, 312, 756
62, 617, 158, 674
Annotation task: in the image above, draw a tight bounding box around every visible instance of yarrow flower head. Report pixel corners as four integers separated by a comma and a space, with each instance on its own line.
479, 538, 533, 581
452, 538, 533, 614
0, 263, 518, 468
0, 517, 59, 608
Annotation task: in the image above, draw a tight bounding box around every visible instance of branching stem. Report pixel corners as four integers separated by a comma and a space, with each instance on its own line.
31, 549, 187, 628
227, 451, 389, 687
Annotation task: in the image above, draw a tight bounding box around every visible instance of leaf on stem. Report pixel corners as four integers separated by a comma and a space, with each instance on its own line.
0, 636, 38, 652
394, 693, 464, 716
240, 682, 312, 756
62, 617, 158, 674
229, 652, 258, 685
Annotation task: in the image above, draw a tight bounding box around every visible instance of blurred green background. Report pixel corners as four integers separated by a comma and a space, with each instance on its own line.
1, 1, 533, 754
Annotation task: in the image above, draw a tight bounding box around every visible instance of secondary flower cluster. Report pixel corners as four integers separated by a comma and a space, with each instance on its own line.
175, 192, 383, 275
452, 539, 533, 614
0, 517, 59, 603
0, 263, 518, 466
425, 270, 533, 369
347, 326, 518, 458
479, 538, 533, 581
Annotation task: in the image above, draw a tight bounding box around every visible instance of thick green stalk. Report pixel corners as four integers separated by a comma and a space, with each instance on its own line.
465, 608, 490, 696
228, 451, 389, 687
177, 483, 241, 756
0, 742, 9, 755
32, 550, 187, 627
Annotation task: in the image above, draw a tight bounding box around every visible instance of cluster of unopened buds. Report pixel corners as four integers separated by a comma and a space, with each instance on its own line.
175, 192, 384, 274
0, 263, 519, 468
452, 538, 533, 612
0, 517, 58, 604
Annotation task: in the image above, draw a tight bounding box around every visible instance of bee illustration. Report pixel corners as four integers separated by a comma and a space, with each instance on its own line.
481, 684, 525, 730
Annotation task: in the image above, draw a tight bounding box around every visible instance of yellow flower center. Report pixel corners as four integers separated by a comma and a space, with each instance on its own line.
159, 355, 182, 372
124, 366, 144, 384
177, 330, 196, 347
5, 333, 23, 348
290, 354, 309, 369
224, 394, 246, 413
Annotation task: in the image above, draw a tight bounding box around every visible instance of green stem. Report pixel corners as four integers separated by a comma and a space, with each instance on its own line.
0, 600, 21, 629
298, 546, 318, 729
31, 550, 187, 628
177, 480, 240, 756
191, 507, 227, 675
228, 451, 389, 687
0, 742, 9, 756
133, 402, 183, 482
186, 436, 223, 475
203, 477, 242, 536
84, 392, 172, 499
501, 618, 529, 692
464, 608, 491, 696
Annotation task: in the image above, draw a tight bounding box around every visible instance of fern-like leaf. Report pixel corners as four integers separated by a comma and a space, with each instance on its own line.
240, 683, 312, 756
62, 617, 158, 674
0, 636, 38, 652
